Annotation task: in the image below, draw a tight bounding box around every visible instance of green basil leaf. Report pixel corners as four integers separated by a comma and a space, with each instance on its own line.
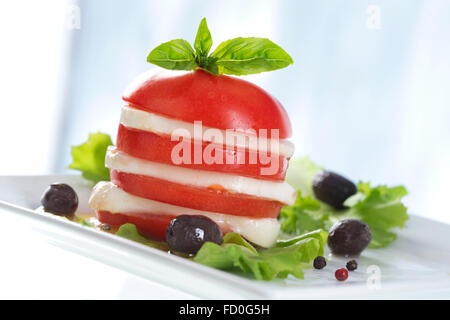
211, 37, 293, 75
194, 18, 213, 58
147, 39, 196, 70
200, 56, 219, 75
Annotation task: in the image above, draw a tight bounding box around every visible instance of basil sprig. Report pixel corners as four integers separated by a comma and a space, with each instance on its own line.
147, 18, 293, 75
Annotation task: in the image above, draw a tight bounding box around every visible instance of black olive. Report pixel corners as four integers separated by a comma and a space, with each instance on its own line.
327, 219, 372, 256
41, 183, 79, 215
166, 215, 223, 254
312, 170, 357, 209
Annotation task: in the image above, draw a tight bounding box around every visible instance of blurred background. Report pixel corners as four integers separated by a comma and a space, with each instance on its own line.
0, 0, 449, 223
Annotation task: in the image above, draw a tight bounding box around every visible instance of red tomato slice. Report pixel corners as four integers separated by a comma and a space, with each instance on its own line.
97, 210, 175, 241
116, 124, 288, 181
123, 68, 292, 139
110, 170, 283, 219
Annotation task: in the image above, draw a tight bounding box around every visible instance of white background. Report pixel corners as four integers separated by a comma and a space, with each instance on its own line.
0, 0, 449, 224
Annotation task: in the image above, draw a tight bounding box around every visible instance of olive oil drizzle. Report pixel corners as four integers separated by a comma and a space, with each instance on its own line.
36, 207, 172, 252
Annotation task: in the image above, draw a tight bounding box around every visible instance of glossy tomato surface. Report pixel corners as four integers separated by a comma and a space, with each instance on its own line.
123, 68, 292, 139
116, 124, 288, 181
97, 210, 175, 241
110, 170, 283, 218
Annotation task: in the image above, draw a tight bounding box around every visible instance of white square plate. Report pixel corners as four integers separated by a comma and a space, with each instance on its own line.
0, 175, 449, 299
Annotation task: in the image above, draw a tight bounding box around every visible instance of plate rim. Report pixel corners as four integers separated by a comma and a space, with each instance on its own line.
1, 174, 450, 299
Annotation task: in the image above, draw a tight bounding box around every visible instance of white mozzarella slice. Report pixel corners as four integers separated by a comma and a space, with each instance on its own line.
89, 182, 280, 248
106, 147, 297, 206
120, 105, 295, 158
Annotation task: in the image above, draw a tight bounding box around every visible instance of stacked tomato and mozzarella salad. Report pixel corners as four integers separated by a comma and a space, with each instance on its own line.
88, 68, 297, 248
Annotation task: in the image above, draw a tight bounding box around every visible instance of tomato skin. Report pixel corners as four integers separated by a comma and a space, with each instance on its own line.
114, 68, 294, 239
110, 170, 283, 219
97, 210, 175, 241
116, 124, 288, 181
122, 69, 292, 139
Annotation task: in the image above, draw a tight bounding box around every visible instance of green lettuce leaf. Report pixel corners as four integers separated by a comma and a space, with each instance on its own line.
115, 223, 160, 248
194, 231, 325, 281
69, 132, 113, 183
345, 183, 409, 248
279, 191, 332, 236
285, 157, 322, 197
276, 229, 328, 254
281, 157, 409, 248
222, 232, 257, 254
